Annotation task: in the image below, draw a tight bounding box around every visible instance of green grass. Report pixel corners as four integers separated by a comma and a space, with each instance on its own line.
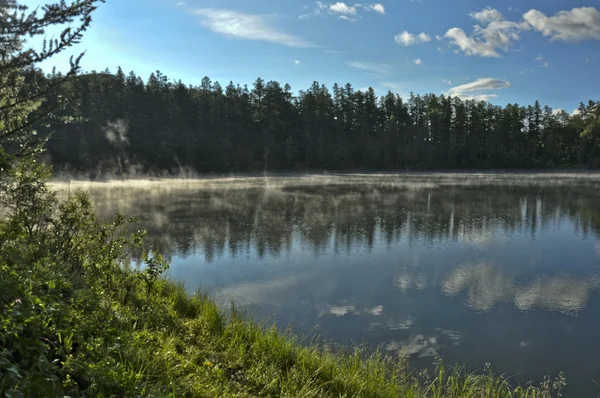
52, 278, 568, 398
1, 165, 567, 397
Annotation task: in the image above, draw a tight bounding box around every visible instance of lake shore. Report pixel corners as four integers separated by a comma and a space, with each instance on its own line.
52, 275, 570, 397
11, 175, 585, 396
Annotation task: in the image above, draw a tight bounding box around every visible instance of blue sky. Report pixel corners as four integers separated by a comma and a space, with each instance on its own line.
21, 0, 600, 113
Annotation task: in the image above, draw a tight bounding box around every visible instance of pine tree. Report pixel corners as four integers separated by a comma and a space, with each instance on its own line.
0, 0, 103, 172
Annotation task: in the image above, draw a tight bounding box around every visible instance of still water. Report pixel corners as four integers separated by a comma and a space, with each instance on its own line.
65, 174, 600, 396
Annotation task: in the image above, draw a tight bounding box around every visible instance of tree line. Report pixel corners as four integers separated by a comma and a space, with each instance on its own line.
26, 67, 600, 173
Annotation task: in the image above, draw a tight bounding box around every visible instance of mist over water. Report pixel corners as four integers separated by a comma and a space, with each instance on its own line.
51, 173, 600, 396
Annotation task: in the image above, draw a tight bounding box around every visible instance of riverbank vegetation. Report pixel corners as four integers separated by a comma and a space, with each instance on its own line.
0, 1, 574, 396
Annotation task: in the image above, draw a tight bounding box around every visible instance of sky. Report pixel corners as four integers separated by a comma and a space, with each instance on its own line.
19, 0, 600, 113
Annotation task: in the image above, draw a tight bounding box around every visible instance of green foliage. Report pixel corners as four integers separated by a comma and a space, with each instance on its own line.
1, 0, 104, 169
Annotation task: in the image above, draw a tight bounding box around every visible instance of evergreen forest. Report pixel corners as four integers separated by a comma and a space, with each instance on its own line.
28, 67, 600, 174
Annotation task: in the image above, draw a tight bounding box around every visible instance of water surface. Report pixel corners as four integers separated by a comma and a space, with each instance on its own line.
57, 174, 600, 396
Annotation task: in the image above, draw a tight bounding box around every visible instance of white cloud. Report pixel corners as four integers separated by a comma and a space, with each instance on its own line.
476, 20, 528, 49
452, 93, 498, 102
535, 54, 549, 67
572, 108, 582, 116
470, 7, 504, 23
445, 27, 500, 57
523, 7, 600, 42
395, 31, 431, 46
418, 32, 432, 42
176, 1, 187, 6
347, 61, 391, 75
441, 79, 452, 85
369, 3, 385, 14
302, 2, 384, 20
445, 18, 527, 57
193, 9, 315, 47
294, 60, 301, 65
435, 35, 442, 41
448, 77, 510, 102
450, 78, 511, 93
414, 58, 423, 65
299, 1, 327, 20
330, 2, 357, 15
552, 108, 564, 115
395, 31, 416, 45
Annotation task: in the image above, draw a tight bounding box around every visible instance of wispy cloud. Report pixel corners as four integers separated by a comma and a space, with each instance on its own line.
445, 28, 500, 57
379, 81, 409, 97
368, 3, 385, 14
338, 15, 357, 22
441, 79, 452, 85
448, 77, 510, 102
450, 78, 511, 93
394, 31, 431, 46
301, 2, 385, 21
380, 81, 403, 90
413, 58, 423, 65
294, 60, 301, 65
446, 8, 529, 57
192, 9, 315, 48
176, 1, 187, 7
347, 61, 392, 75
535, 54, 549, 67
450, 93, 499, 102
470, 7, 504, 23
524, 7, 600, 42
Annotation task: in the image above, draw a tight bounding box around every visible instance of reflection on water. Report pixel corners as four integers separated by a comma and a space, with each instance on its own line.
442, 262, 600, 313
53, 174, 600, 397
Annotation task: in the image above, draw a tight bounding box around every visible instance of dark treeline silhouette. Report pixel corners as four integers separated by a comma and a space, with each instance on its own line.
24, 67, 600, 174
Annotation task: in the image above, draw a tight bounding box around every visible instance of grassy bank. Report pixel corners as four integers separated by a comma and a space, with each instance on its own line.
1, 166, 566, 397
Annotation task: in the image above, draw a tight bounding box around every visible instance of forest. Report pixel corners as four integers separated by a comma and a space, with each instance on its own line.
26, 67, 600, 174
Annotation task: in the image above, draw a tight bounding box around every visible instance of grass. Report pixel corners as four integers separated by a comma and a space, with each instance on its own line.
45, 276, 565, 398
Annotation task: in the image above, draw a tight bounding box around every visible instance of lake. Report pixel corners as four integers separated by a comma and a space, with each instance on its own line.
58, 173, 600, 396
